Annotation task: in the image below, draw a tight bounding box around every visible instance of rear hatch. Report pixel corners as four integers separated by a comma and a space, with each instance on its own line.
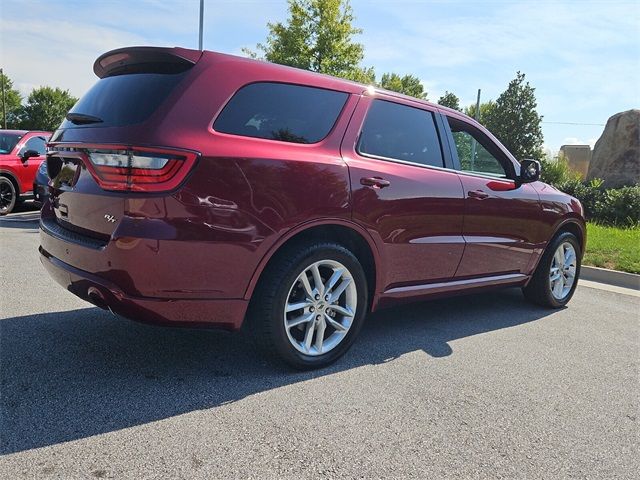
45, 47, 202, 239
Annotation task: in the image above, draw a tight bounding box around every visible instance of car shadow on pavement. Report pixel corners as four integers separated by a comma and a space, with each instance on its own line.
0, 205, 41, 230
0, 288, 553, 454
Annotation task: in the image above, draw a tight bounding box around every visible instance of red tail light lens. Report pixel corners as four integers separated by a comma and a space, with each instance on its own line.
85, 147, 197, 192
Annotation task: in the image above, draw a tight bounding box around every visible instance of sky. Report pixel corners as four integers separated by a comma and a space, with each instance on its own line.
1, 0, 639, 152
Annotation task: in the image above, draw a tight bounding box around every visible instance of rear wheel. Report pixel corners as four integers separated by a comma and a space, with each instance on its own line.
0, 177, 17, 215
523, 231, 581, 308
248, 242, 368, 369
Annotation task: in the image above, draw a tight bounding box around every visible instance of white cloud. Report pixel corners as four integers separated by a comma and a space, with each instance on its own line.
1, 0, 637, 153
1, 17, 146, 97
353, 0, 639, 150
0, 0, 279, 98
359, 1, 638, 69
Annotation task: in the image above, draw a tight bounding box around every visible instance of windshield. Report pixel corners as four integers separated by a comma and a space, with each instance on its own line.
0, 133, 22, 154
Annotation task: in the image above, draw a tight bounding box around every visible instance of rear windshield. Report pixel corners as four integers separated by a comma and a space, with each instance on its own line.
213, 82, 348, 144
60, 71, 188, 129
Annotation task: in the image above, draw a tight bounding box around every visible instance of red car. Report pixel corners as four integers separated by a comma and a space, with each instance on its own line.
40, 47, 585, 368
0, 130, 50, 214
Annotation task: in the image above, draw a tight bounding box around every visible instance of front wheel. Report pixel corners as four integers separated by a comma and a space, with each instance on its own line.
248, 242, 368, 369
0, 177, 17, 215
523, 231, 581, 308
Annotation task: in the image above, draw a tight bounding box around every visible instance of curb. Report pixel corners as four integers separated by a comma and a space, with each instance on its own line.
581, 266, 640, 291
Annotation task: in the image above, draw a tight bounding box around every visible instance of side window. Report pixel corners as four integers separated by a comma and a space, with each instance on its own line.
19, 136, 47, 156
214, 82, 348, 144
447, 117, 508, 178
358, 100, 444, 168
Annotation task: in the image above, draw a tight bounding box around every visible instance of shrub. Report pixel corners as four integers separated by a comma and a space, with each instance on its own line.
540, 155, 581, 186
556, 178, 605, 220
554, 181, 639, 227
594, 185, 640, 227
539, 157, 640, 227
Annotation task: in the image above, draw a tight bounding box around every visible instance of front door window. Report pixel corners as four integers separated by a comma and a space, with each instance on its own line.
447, 117, 511, 179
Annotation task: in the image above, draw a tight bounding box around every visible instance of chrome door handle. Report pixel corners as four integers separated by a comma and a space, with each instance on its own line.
361, 177, 390, 189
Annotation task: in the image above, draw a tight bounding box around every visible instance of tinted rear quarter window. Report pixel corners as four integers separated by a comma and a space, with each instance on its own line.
61, 71, 188, 128
214, 82, 348, 144
358, 100, 444, 168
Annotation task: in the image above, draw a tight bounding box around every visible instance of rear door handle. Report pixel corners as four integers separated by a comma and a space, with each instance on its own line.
468, 190, 489, 200
360, 177, 390, 189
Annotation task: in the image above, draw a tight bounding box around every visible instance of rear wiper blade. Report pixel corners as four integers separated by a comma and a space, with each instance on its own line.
66, 112, 104, 125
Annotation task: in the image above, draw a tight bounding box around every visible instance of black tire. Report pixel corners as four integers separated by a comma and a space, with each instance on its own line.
0, 177, 17, 216
247, 242, 368, 370
523, 231, 581, 308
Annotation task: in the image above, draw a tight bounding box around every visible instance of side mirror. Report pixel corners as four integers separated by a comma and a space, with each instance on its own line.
518, 159, 541, 185
20, 149, 41, 162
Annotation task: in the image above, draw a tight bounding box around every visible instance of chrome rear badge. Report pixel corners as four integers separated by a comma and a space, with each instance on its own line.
104, 214, 117, 223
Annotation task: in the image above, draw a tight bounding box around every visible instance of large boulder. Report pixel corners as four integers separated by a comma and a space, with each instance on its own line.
587, 109, 640, 187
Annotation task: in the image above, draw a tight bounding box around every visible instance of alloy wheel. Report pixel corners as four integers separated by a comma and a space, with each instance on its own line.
549, 241, 577, 300
0, 179, 15, 214
283, 259, 357, 356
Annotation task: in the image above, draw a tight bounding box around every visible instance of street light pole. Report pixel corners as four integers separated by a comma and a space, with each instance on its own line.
1, 68, 6, 129
474, 88, 481, 121
198, 0, 204, 51
471, 88, 481, 170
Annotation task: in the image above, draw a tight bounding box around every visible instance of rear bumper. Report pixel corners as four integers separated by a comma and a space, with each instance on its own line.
39, 246, 248, 330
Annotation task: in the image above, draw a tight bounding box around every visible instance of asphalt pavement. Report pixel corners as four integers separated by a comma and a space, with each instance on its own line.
1, 205, 638, 479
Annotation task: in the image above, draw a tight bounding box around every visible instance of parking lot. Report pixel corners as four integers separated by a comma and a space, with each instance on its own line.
0, 205, 638, 479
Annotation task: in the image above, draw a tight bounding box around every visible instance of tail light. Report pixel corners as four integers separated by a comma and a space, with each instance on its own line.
83, 147, 197, 192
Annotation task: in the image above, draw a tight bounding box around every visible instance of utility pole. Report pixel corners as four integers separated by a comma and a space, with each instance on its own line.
1, 68, 6, 129
470, 88, 481, 170
198, 0, 204, 51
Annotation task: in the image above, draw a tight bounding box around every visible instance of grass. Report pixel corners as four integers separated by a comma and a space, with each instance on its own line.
583, 223, 640, 274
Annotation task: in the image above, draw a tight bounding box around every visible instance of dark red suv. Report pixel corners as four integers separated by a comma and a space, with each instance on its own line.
40, 47, 585, 368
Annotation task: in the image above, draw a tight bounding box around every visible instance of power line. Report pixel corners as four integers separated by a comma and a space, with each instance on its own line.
542, 121, 605, 126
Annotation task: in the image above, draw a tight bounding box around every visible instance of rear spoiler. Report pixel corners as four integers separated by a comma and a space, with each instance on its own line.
93, 46, 203, 78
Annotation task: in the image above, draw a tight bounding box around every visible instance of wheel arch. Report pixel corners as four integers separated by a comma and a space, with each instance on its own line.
553, 217, 586, 256
525, 216, 586, 284
0, 169, 21, 195
244, 219, 382, 309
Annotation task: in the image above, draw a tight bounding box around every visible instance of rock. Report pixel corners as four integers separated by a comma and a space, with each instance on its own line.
587, 109, 640, 187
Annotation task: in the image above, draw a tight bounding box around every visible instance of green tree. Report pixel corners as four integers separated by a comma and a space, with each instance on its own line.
0, 72, 23, 128
247, 0, 369, 80
437, 91, 461, 111
17, 86, 77, 131
379, 73, 427, 99
342, 66, 376, 84
483, 72, 544, 160
464, 101, 495, 124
